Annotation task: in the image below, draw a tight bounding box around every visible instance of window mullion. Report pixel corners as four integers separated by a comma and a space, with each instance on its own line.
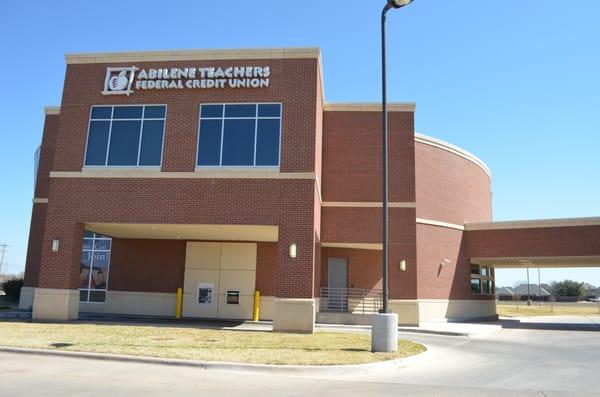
104, 106, 114, 166
253, 105, 258, 166
136, 107, 145, 166
219, 115, 225, 166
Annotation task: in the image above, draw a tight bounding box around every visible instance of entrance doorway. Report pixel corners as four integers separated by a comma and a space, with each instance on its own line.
327, 258, 347, 311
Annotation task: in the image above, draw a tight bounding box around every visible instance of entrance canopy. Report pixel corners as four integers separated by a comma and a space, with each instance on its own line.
85, 223, 279, 242
472, 256, 600, 268
465, 217, 600, 268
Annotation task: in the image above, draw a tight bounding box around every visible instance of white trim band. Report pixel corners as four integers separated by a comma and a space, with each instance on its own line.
65, 47, 321, 64
324, 103, 416, 112
32, 198, 49, 204
322, 202, 416, 208
44, 106, 60, 115
51, 170, 317, 180
416, 218, 465, 231
466, 217, 600, 230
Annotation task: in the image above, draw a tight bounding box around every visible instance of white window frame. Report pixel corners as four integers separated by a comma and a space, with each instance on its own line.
195, 102, 282, 170
83, 104, 168, 169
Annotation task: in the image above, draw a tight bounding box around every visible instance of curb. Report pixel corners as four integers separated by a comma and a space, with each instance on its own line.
316, 323, 472, 337
0, 345, 429, 375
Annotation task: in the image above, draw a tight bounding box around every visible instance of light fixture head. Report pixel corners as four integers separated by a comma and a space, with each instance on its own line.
389, 0, 413, 9
289, 243, 297, 259
51, 238, 60, 253
399, 260, 406, 272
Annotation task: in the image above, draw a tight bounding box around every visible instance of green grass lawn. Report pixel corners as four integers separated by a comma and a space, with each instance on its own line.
497, 303, 600, 317
0, 321, 425, 365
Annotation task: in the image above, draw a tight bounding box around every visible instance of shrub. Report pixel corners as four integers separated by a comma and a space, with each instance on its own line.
551, 280, 584, 299
1, 278, 23, 300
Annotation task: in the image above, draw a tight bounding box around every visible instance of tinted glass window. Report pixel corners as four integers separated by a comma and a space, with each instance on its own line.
139, 120, 164, 166
91, 107, 112, 119
113, 106, 143, 119
85, 105, 165, 167
85, 121, 110, 165
258, 104, 281, 117
107, 120, 140, 165
255, 119, 280, 166
197, 103, 281, 167
225, 104, 256, 118
201, 104, 224, 118
144, 106, 166, 118
222, 119, 255, 166
197, 119, 222, 166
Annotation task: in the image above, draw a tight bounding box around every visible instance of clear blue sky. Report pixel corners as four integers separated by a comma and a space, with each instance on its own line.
0, 0, 599, 287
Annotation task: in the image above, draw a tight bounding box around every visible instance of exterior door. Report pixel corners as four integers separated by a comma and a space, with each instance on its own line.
327, 258, 347, 311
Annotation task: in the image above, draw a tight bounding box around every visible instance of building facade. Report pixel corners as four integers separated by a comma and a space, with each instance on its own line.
21, 48, 600, 332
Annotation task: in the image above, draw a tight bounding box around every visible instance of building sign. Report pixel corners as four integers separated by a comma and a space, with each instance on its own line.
102, 65, 271, 96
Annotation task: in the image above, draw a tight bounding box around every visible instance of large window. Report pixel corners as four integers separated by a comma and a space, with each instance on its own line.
197, 103, 281, 167
85, 105, 166, 167
471, 264, 495, 295
80, 231, 112, 303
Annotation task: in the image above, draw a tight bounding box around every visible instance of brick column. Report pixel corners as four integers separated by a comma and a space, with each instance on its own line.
32, 214, 84, 321
272, 180, 317, 333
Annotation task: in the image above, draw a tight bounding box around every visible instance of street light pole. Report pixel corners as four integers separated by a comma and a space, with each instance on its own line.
373, 0, 414, 353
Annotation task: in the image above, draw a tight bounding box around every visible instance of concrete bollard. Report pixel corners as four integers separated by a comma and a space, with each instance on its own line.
371, 312, 398, 352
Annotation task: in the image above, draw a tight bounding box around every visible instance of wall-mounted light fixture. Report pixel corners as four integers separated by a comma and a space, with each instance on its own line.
51, 238, 60, 253
441, 258, 451, 266
289, 243, 297, 258
399, 260, 406, 272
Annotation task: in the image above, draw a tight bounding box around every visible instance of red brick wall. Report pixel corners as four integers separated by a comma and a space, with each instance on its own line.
24, 113, 60, 288
108, 238, 186, 293
415, 225, 488, 300
320, 247, 382, 292
415, 141, 492, 225
322, 111, 415, 202
55, 59, 319, 173
34, 56, 321, 300
256, 242, 277, 296
34, 114, 59, 198
23, 203, 47, 287
466, 226, 600, 258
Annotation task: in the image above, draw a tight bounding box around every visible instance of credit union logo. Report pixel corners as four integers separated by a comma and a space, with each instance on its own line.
102, 66, 137, 96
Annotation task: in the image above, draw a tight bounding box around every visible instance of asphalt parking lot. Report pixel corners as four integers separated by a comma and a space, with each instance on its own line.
1, 317, 599, 397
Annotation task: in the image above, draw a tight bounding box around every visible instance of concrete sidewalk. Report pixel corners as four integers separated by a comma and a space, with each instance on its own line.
0, 309, 500, 337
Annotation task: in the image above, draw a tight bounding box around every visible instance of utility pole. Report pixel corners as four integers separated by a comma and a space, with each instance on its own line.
0, 244, 7, 275
538, 267, 542, 307
526, 267, 531, 306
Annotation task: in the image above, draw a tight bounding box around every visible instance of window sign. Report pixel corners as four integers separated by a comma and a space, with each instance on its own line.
197, 103, 281, 167
80, 231, 112, 303
198, 282, 214, 305
85, 105, 166, 167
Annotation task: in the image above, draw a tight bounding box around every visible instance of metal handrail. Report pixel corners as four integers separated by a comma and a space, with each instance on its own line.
319, 287, 383, 314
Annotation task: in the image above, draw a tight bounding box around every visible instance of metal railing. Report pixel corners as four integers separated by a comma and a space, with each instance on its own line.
319, 287, 383, 314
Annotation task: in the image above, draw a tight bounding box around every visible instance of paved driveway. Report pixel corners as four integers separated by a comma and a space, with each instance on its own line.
0, 325, 599, 396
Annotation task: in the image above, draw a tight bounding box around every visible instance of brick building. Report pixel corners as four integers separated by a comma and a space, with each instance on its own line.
21, 48, 600, 332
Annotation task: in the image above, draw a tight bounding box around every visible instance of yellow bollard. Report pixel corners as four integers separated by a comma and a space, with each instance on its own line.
176, 288, 183, 319
253, 290, 260, 321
